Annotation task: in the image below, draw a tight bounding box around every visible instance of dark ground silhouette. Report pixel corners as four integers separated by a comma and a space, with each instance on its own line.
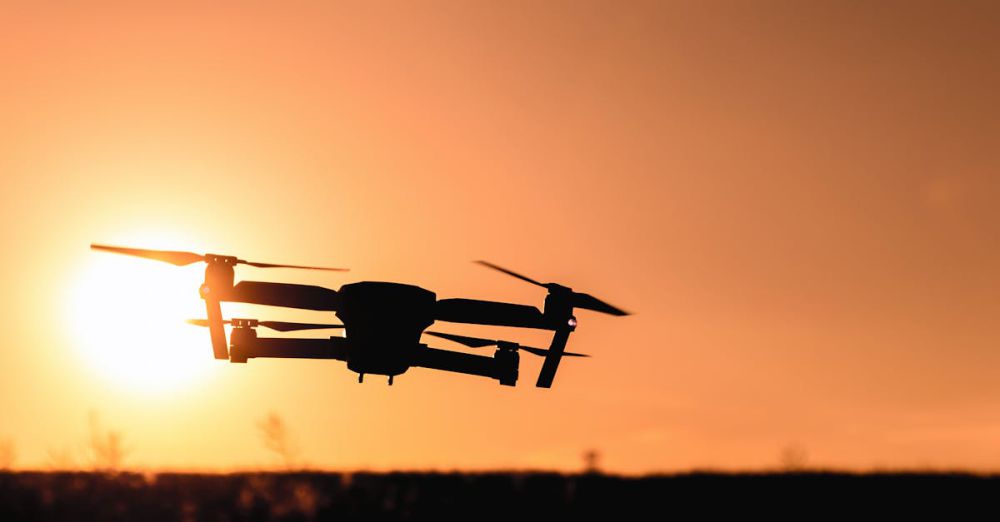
1, 471, 997, 520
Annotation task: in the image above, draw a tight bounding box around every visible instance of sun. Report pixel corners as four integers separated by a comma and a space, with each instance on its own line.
68, 251, 219, 394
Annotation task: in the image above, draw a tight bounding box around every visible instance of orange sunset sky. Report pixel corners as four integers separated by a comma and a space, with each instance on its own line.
1, 1, 998, 473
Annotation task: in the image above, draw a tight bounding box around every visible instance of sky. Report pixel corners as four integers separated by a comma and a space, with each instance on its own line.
1, 0, 998, 473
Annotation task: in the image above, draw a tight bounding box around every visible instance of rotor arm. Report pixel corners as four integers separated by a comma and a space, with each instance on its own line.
226, 281, 340, 311
412, 346, 517, 385
232, 337, 349, 361
434, 298, 548, 329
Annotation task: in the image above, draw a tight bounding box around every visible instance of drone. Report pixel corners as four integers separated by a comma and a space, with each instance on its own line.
90, 244, 629, 387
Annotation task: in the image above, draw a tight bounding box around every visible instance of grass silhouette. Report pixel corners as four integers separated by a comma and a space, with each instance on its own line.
0, 470, 996, 519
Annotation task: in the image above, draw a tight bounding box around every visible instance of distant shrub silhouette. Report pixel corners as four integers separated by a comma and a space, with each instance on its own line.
86, 411, 128, 473
779, 443, 809, 472
257, 412, 301, 470
45, 446, 79, 470
582, 449, 601, 474
0, 437, 14, 470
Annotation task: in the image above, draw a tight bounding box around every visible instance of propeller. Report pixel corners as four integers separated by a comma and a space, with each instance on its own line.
91, 244, 348, 271
424, 331, 589, 358
187, 319, 345, 332
475, 261, 629, 316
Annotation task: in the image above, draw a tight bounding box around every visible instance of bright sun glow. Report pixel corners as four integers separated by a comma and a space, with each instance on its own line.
68, 251, 219, 394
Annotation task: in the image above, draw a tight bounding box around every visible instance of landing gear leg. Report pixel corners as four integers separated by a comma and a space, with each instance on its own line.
358, 373, 364, 383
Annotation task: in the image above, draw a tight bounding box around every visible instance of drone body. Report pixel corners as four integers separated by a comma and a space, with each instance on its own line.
91, 245, 628, 388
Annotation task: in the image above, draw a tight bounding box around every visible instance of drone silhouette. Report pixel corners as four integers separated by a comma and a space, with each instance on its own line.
90, 244, 629, 387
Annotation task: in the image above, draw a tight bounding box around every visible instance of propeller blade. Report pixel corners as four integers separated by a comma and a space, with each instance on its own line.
258, 321, 345, 332
240, 260, 349, 271
424, 331, 589, 358
92, 243, 348, 271
424, 331, 497, 348
91, 244, 205, 266
475, 260, 629, 317
229, 281, 340, 311
475, 260, 549, 288
571, 292, 630, 316
187, 319, 344, 332
518, 346, 590, 358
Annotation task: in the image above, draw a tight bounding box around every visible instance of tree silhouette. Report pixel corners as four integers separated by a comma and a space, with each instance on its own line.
582, 449, 601, 474
257, 412, 301, 470
87, 411, 128, 473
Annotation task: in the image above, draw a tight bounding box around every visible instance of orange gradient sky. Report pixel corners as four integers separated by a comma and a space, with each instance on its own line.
1, 1, 999, 473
